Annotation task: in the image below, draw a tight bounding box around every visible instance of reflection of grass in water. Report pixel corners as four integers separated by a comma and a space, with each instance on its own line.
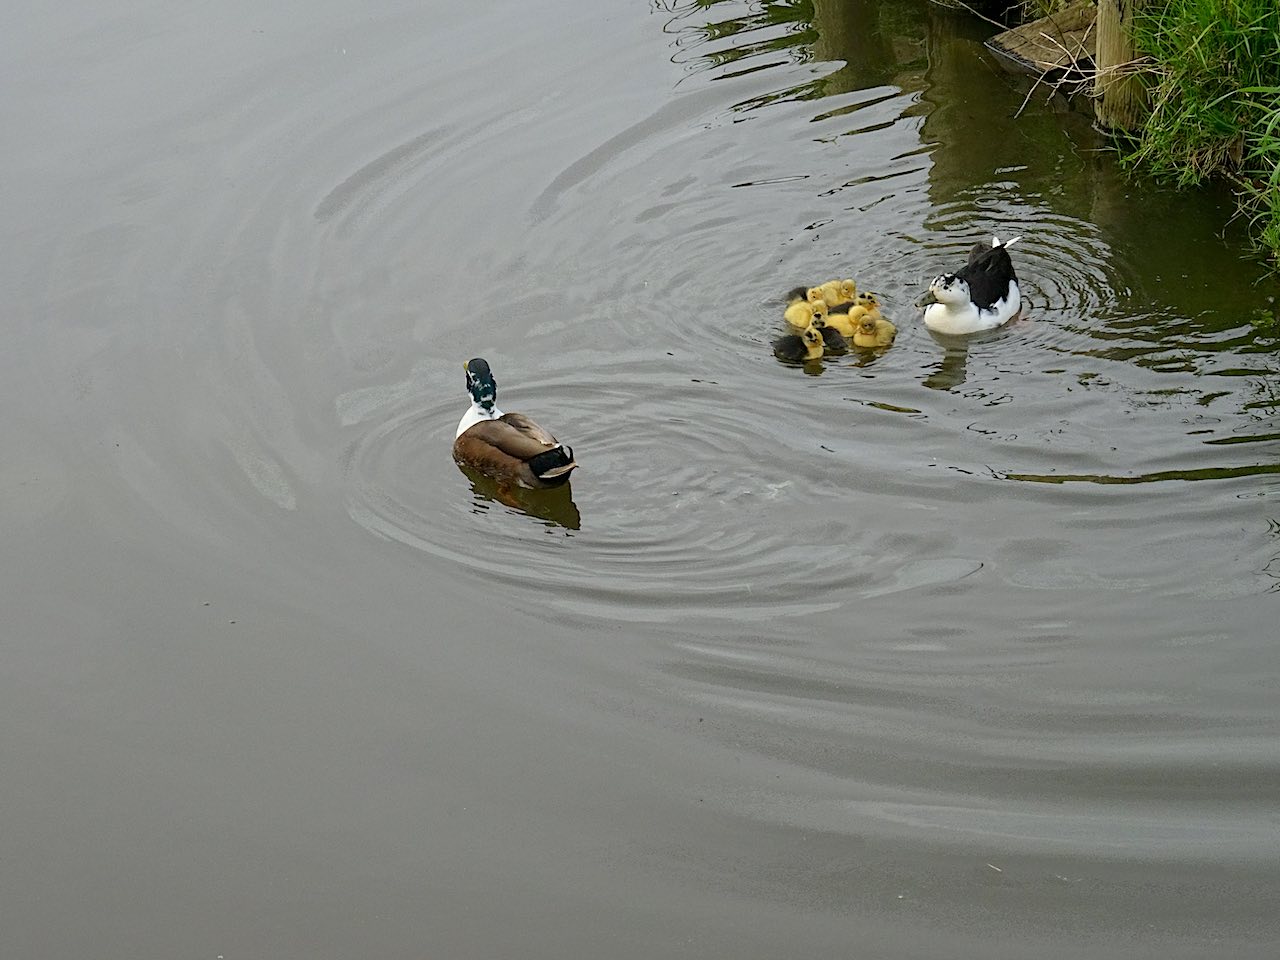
1251, 300, 1280, 340
1004, 463, 1280, 484
659, 0, 816, 72
458, 465, 581, 531
656, 0, 927, 107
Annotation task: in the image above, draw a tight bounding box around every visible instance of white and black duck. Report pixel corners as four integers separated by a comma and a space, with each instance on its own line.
919, 236, 1022, 334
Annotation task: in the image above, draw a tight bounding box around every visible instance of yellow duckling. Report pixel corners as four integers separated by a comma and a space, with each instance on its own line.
784, 299, 820, 331
805, 300, 846, 353
806, 279, 856, 308
772, 324, 825, 363
821, 293, 883, 337
810, 314, 849, 355
852, 312, 897, 348
848, 292, 884, 322
816, 299, 857, 338
830, 289, 878, 314
824, 283, 866, 317
809, 281, 839, 306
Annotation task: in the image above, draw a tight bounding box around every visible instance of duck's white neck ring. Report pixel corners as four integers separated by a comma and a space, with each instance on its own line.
456, 401, 504, 438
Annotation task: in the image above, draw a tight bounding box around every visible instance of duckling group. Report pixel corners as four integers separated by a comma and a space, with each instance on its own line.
456, 235, 1025, 488
772, 278, 896, 363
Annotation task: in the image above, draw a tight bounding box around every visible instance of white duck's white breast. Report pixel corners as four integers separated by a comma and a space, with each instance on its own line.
924, 280, 1021, 335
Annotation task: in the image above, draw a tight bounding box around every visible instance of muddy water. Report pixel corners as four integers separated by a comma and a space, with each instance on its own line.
3, 1, 1279, 957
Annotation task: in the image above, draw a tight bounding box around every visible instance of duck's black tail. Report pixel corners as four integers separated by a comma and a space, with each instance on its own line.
530, 444, 577, 481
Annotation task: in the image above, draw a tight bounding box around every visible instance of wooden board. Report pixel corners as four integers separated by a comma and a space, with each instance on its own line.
985, 1, 1097, 77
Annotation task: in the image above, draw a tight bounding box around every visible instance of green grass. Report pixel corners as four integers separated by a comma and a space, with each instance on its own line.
1124, 0, 1280, 261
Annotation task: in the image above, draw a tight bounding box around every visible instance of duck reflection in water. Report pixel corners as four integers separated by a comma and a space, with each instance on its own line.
457, 463, 582, 531
922, 339, 972, 391
921, 319, 1023, 390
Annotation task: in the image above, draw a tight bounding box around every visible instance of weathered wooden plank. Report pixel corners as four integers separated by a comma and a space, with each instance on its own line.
985, 1, 1097, 77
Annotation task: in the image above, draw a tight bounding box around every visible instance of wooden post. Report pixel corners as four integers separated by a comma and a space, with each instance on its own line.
1095, 0, 1148, 130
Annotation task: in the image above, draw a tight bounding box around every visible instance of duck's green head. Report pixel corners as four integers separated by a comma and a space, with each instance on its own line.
464, 358, 497, 410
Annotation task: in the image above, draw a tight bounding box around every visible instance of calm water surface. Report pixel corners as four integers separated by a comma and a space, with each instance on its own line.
3, 1, 1280, 957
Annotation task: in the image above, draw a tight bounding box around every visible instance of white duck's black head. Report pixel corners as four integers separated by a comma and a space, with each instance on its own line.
464, 357, 497, 410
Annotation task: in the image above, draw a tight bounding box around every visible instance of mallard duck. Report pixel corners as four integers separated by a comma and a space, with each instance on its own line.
784, 285, 811, 305
852, 312, 896, 348
919, 235, 1022, 334
452, 358, 578, 489
772, 325, 825, 363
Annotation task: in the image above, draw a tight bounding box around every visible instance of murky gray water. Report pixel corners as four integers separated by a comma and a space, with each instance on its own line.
4, 1, 1280, 957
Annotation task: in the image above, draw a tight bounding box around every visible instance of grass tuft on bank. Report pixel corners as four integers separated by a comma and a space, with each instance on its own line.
1125, 0, 1280, 260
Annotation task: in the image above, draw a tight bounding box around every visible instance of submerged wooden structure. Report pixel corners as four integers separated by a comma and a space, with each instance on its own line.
985, 1, 1097, 79
984, 0, 1148, 131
